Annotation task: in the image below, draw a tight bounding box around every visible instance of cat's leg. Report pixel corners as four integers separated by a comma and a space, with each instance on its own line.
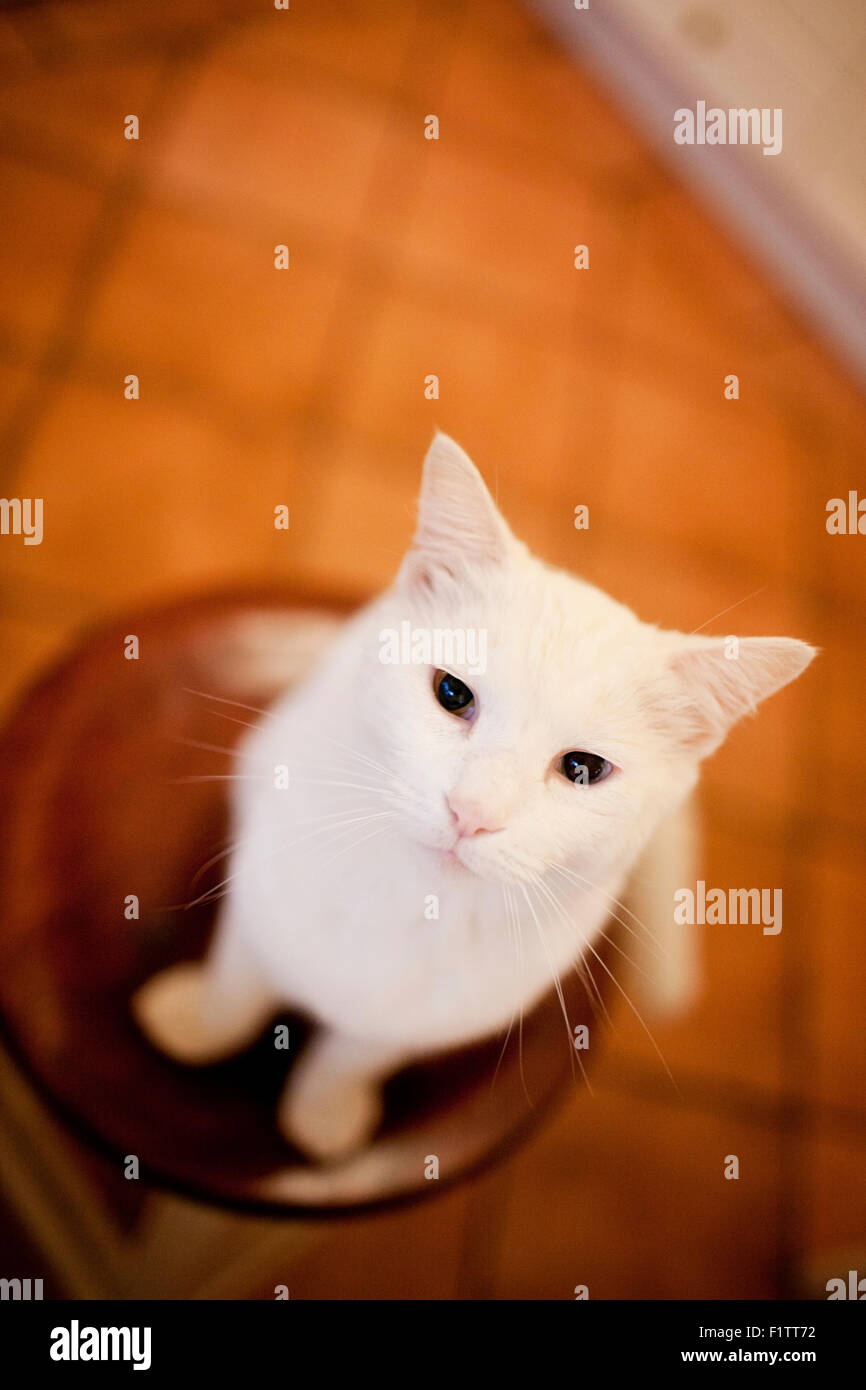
277, 1029, 409, 1162
132, 912, 278, 1064
626, 790, 701, 1015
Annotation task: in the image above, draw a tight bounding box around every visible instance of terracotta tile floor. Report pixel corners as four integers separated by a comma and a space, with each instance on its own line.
0, 0, 864, 1299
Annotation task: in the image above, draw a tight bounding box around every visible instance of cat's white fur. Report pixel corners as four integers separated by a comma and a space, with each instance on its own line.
134, 434, 815, 1160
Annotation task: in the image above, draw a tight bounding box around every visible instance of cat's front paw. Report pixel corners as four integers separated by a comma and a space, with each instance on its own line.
277, 1073, 384, 1163
132, 962, 239, 1064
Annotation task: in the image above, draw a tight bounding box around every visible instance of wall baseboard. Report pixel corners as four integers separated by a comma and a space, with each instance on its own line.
529, 0, 866, 387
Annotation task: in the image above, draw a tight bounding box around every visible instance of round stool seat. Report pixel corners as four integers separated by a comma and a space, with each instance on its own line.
0, 588, 607, 1215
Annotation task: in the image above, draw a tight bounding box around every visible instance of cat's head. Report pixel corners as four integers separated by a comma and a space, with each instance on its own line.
363, 433, 814, 884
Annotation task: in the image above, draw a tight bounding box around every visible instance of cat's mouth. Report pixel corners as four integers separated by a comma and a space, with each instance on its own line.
421, 829, 488, 876
440, 832, 513, 883
404, 815, 518, 881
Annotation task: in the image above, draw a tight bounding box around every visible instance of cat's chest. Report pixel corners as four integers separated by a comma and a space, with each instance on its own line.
236, 824, 595, 1046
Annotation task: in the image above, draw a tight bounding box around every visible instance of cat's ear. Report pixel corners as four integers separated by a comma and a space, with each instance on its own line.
399, 433, 514, 595
664, 634, 816, 757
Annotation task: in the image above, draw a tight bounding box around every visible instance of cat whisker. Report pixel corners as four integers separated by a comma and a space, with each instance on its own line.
531, 873, 614, 1029
288, 777, 403, 797
311, 732, 397, 783
190, 835, 246, 888
578, 933, 680, 1096
490, 889, 515, 1087
688, 585, 767, 636
551, 861, 661, 939
171, 773, 270, 784
292, 772, 434, 826
593, 928, 652, 984
520, 882, 589, 1093
182, 687, 275, 719
506, 883, 531, 1108
292, 813, 397, 876
551, 863, 669, 961
175, 733, 396, 798
529, 879, 589, 1090
490, 883, 522, 1094
537, 871, 655, 985
173, 736, 263, 760
177, 808, 395, 910
313, 820, 394, 873
530, 877, 604, 1085
202, 707, 265, 733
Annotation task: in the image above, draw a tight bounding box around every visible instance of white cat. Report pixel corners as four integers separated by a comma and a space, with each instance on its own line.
134, 433, 815, 1161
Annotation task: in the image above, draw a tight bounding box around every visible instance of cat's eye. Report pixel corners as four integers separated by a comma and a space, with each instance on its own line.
560, 751, 613, 785
433, 669, 476, 720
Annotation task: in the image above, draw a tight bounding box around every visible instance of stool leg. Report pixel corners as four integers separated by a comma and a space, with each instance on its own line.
118, 1190, 319, 1299
0, 1045, 125, 1298
0, 1043, 321, 1301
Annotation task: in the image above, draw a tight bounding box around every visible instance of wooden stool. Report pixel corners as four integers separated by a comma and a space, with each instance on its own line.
0, 588, 605, 1296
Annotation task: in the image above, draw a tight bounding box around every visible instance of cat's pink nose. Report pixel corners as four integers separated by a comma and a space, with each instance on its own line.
447, 796, 505, 838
